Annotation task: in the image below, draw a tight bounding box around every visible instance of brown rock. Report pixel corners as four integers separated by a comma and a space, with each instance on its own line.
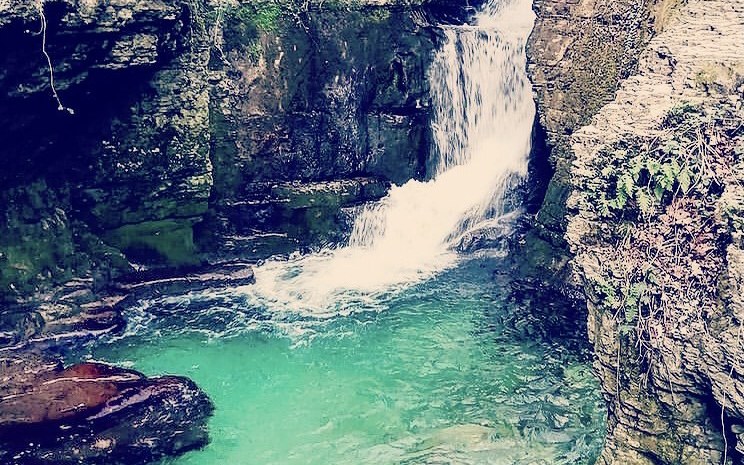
0, 352, 213, 465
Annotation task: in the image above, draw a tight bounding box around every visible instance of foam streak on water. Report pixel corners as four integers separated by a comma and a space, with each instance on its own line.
245, 0, 536, 314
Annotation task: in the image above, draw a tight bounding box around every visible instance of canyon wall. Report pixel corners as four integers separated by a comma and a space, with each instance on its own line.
529, 0, 744, 463
522, 0, 660, 288
0, 0, 457, 306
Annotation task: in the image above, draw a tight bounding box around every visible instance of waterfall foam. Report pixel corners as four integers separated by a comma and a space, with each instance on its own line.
242, 0, 536, 315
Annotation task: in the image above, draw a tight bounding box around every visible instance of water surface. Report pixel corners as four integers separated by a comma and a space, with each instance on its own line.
81, 258, 604, 465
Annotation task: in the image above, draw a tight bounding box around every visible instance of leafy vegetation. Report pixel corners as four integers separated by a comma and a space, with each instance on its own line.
580, 101, 744, 367
590, 103, 718, 219
222, 1, 284, 32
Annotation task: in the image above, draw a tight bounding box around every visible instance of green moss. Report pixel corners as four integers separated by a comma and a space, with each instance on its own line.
0, 226, 75, 299
0, 183, 80, 301
230, 1, 283, 33
103, 219, 201, 266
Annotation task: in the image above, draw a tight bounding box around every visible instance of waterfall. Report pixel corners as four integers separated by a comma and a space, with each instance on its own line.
245, 0, 536, 315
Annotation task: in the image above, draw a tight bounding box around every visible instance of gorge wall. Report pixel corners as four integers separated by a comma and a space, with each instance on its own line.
528, 0, 744, 463
0, 2, 467, 463
0, 0, 462, 307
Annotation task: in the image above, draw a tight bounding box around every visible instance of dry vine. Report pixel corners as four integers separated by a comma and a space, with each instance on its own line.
34, 1, 74, 114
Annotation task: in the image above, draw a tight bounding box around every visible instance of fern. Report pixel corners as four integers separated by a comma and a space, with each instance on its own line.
678, 168, 692, 194
646, 159, 661, 176
591, 102, 711, 219
653, 184, 665, 202
618, 174, 636, 198
636, 189, 653, 215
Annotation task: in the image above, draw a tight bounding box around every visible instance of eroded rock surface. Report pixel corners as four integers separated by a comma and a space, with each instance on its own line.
529, 0, 654, 227
522, 0, 663, 290
0, 0, 464, 304
564, 0, 744, 463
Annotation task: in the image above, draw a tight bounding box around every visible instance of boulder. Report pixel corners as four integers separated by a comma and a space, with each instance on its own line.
0, 352, 214, 465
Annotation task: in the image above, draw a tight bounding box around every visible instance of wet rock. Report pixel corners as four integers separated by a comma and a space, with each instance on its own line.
0, 302, 123, 352
202, 177, 390, 258
268, 178, 390, 210
111, 261, 255, 302
34, 302, 125, 344
0, 352, 213, 465
452, 211, 522, 253
0, 308, 45, 349
202, 3, 446, 255
0, 261, 254, 352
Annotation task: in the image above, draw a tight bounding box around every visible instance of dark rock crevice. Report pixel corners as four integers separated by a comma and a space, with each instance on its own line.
524, 114, 553, 216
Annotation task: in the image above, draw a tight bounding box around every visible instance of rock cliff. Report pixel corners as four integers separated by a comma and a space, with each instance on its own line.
0, 0, 456, 305
529, 0, 744, 463
0, 1, 466, 462
201, 0, 446, 258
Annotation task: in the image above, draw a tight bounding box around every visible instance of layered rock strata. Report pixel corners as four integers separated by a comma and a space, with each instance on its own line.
560, 0, 744, 463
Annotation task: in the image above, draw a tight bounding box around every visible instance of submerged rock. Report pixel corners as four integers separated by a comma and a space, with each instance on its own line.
0, 352, 213, 465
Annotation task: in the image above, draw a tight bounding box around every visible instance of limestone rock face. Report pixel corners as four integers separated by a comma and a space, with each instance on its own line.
528, 0, 662, 237
522, 0, 661, 292
202, 3, 445, 257
0, 0, 212, 303
0, 0, 461, 303
560, 0, 744, 463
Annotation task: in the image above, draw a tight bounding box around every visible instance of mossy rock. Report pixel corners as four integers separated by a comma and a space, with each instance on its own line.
103, 219, 201, 266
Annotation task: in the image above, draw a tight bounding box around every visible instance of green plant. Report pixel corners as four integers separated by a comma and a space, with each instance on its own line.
592, 103, 715, 219
580, 101, 743, 377
367, 8, 391, 22
230, 1, 283, 32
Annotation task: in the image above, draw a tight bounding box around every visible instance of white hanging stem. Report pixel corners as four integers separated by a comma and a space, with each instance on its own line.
37, 2, 74, 114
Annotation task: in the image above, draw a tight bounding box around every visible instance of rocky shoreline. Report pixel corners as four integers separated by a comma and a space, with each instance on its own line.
0, 261, 254, 464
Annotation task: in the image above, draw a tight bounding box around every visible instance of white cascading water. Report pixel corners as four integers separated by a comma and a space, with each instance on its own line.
244, 0, 536, 315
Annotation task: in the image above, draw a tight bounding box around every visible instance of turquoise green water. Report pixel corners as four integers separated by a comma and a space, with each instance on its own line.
82, 259, 604, 465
